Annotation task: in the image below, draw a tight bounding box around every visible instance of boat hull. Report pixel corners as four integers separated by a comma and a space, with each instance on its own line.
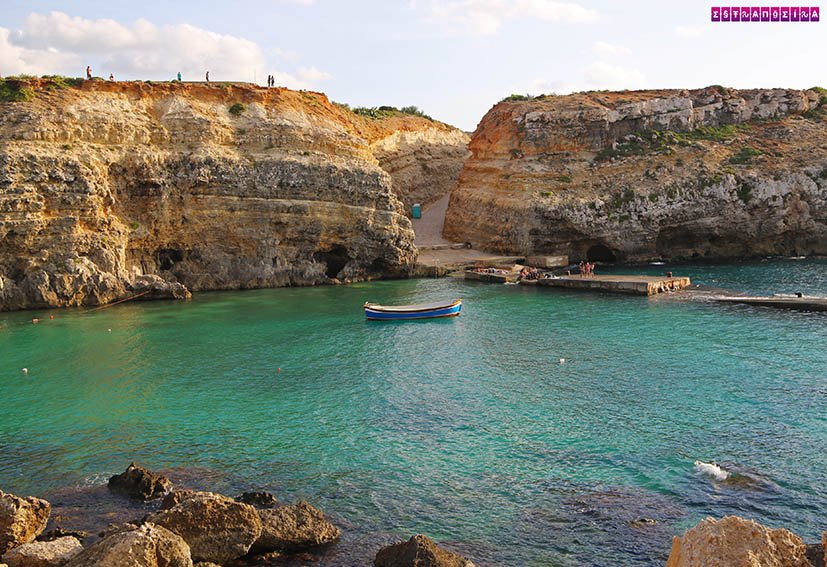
364, 300, 462, 321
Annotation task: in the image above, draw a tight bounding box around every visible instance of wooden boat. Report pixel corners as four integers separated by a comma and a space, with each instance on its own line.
364, 299, 462, 321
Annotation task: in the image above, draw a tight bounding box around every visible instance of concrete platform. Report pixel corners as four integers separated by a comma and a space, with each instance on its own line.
713, 296, 827, 311
537, 274, 691, 296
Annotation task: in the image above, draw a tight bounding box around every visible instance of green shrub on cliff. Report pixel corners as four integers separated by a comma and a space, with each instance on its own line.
229, 102, 246, 116
41, 75, 83, 89
0, 79, 34, 102
351, 105, 433, 121
676, 124, 748, 143
501, 94, 533, 103
728, 147, 763, 165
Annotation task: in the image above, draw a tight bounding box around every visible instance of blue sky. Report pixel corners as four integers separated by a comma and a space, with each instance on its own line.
2, 1, 825, 130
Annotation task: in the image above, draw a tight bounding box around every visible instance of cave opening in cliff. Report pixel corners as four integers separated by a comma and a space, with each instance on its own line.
157, 248, 185, 271
586, 244, 617, 263
314, 246, 350, 279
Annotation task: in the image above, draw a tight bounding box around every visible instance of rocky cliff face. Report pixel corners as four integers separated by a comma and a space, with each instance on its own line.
372, 125, 470, 212
0, 79, 467, 310
444, 87, 827, 262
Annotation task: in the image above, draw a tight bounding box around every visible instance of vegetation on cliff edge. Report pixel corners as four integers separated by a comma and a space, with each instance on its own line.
0, 78, 35, 102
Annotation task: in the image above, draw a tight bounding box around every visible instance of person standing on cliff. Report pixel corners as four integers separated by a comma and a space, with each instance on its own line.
108, 73, 114, 81
205, 71, 210, 83
86, 66, 92, 80
177, 71, 182, 82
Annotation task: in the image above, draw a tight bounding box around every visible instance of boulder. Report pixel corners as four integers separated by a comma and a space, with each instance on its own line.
0, 492, 51, 554
108, 463, 172, 501
254, 501, 339, 552
374, 535, 475, 567
1, 536, 82, 567
36, 530, 87, 544
65, 523, 191, 567
149, 493, 261, 564
236, 492, 278, 509
665, 516, 811, 567
159, 491, 201, 511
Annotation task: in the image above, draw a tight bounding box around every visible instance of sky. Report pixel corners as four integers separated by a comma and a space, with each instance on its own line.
1, 1, 825, 131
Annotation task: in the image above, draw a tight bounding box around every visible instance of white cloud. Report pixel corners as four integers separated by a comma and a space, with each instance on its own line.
584, 61, 647, 90
420, 0, 598, 36
0, 11, 327, 89
591, 40, 631, 57
296, 66, 331, 84
675, 25, 707, 39
509, 61, 647, 97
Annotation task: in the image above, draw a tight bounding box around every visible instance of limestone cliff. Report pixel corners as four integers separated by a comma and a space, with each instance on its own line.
444, 87, 827, 262
0, 78, 466, 310
371, 123, 470, 212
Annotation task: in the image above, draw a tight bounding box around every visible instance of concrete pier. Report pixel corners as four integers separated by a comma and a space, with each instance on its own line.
713, 296, 827, 311
537, 274, 691, 296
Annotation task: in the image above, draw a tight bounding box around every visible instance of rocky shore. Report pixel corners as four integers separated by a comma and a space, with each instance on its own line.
2, 464, 825, 566
0, 464, 477, 567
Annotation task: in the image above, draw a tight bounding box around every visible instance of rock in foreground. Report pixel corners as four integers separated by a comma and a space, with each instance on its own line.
107, 463, 172, 501
66, 523, 191, 567
236, 491, 279, 509
374, 534, 475, 567
665, 515, 811, 567
1, 536, 82, 567
0, 492, 50, 554
149, 493, 261, 564
254, 501, 339, 552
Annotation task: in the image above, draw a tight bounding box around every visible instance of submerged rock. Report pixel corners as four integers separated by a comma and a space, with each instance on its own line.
65, 523, 191, 567
1, 536, 83, 567
665, 515, 811, 567
253, 501, 339, 552
374, 534, 475, 567
0, 491, 51, 554
149, 493, 261, 564
236, 491, 279, 509
108, 463, 172, 501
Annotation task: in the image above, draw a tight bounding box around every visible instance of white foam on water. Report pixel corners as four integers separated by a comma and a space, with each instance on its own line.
694, 460, 730, 481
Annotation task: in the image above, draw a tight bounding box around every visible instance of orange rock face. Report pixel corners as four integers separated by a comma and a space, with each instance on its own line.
0, 79, 466, 310
444, 87, 827, 262
665, 516, 812, 567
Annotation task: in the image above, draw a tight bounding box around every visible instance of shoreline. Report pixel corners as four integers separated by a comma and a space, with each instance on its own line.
2, 463, 824, 566
3, 255, 826, 315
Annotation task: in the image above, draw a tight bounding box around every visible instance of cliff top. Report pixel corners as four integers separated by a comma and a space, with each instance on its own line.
0, 76, 461, 144
496, 85, 826, 113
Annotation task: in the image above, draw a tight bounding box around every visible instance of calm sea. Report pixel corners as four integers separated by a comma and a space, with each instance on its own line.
1, 259, 825, 565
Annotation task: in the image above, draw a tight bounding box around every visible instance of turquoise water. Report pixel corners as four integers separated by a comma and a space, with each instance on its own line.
1, 260, 826, 565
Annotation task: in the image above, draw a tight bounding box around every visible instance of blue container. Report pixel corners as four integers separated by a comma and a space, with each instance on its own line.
412, 203, 422, 219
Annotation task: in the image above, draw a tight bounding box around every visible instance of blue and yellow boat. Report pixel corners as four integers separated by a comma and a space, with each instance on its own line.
364, 299, 462, 321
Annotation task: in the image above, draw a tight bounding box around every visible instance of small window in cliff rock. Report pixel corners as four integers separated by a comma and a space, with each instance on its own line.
586, 244, 617, 263
314, 246, 349, 279
157, 248, 184, 271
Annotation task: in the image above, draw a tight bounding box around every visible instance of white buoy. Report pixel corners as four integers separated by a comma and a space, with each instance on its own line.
108, 328, 112, 332
22, 368, 28, 374
559, 358, 566, 364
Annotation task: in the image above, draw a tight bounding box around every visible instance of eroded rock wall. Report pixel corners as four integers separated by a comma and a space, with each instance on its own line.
0, 80, 453, 310
372, 127, 470, 212
444, 87, 827, 262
